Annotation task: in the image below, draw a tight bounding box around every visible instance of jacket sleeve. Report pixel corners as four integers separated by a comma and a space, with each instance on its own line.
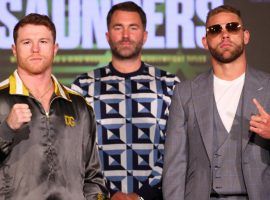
83, 103, 109, 200
162, 83, 188, 200
0, 118, 16, 163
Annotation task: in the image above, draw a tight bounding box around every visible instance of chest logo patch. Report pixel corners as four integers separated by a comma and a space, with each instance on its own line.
64, 115, 75, 127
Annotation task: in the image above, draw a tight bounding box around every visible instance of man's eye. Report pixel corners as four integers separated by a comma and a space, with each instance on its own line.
41, 40, 48, 43
23, 41, 30, 45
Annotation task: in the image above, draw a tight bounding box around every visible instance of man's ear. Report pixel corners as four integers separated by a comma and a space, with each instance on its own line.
243, 29, 250, 45
12, 44, 17, 57
106, 32, 109, 43
202, 36, 209, 50
53, 43, 59, 56
143, 31, 148, 45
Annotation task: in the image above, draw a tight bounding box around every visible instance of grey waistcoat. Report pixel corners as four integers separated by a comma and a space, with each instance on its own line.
212, 96, 247, 196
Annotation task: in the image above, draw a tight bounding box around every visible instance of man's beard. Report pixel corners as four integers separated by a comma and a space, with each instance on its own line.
109, 39, 143, 60
209, 42, 244, 63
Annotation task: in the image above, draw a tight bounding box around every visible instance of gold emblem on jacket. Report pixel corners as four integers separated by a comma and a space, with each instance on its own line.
64, 115, 75, 127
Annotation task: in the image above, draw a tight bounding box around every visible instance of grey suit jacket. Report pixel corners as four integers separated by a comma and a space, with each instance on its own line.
163, 67, 270, 200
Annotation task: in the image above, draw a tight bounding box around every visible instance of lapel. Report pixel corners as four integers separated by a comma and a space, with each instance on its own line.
241, 67, 269, 152
192, 70, 214, 163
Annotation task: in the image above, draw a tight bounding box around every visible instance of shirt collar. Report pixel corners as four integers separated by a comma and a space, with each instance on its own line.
8, 70, 72, 101
108, 61, 147, 78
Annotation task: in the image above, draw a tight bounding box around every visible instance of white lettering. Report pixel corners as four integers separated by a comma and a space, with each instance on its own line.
26, 0, 48, 15
144, 0, 165, 48
81, 0, 110, 48
112, 0, 142, 6
0, 0, 226, 50
0, 0, 22, 48
52, 0, 80, 48
166, 0, 195, 48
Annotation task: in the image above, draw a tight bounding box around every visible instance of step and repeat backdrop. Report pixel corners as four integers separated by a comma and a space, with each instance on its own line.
1, 0, 270, 85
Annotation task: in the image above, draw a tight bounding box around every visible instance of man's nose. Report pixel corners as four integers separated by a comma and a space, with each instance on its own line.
221, 27, 230, 38
122, 28, 130, 38
32, 42, 40, 52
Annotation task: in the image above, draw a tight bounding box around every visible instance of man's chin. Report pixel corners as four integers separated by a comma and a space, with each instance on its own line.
217, 55, 239, 63
27, 66, 49, 75
113, 51, 138, 60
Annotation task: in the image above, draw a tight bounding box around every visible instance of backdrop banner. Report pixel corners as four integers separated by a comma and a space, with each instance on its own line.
1, 0, 269, 85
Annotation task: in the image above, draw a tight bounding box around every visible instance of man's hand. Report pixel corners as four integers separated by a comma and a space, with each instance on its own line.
111, 192, 129, 200
6, 104, 32, 130
250, 98, 270, 139
111, 192, 140, 200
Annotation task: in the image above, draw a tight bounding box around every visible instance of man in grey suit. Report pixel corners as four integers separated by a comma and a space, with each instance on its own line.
163, 5, 270, 200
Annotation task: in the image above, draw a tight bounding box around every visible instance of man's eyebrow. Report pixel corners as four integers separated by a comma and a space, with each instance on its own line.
112, 23, 140, 27
129, 24, 139, 27
112, 23, 123, 27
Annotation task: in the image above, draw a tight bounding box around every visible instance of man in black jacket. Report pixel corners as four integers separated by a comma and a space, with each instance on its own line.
0, 13, 108, 200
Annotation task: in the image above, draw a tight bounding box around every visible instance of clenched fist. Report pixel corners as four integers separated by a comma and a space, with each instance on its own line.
6, 104, 32, 130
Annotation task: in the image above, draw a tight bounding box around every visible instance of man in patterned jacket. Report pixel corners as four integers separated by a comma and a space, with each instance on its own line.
72, 1, 179, 200
0, 13, 108, 199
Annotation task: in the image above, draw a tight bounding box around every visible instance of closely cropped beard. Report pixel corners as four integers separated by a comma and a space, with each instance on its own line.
109, 39, 143, 60
209, 42, 244, 63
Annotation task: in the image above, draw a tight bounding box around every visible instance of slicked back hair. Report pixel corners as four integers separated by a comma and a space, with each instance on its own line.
107, 1, 147, 30
206, 5, 242, 25
13, 13, 56, 44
